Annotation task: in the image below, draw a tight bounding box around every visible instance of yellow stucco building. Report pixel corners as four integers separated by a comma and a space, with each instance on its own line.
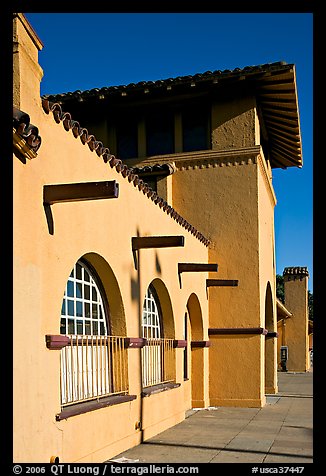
276, 267, 312, 372
13, 13, 310, 463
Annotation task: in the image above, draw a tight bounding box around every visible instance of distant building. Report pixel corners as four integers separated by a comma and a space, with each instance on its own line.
277, 267, 312, 372
13, 12, 310, 463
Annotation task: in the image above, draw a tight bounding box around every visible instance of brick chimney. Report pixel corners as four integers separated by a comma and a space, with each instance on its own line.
283, 267, 310, 371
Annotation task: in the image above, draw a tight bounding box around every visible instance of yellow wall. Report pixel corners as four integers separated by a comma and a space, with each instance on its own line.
284, 274, 310, 371
168, 94, 278, 405
172, 155, 263, 406
13, 109, 210, 462
277, 318, 286, 369
116, 90, 280, 408
13, 13, 43, 111
13, 15, 211, 463
13, 12, 283, 462
211, 93, 259, 149
276, 269, 311, 374
171, 155, 277, 403
257, 155, 278, 394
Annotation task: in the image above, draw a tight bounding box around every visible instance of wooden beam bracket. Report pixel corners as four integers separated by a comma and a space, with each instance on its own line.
208, 327, 268, 336
178, 263, 218, 288
191, 340, 211, 348
178, 263, 218, 274
173, 339, 187, 348
206, 279, 239, 288
132, 235, 185, 251
43, 180, 119, 235
131, 235, 185, 270
266, 331, 279, 339
43, 180, 119, 205
45, 334, 70, 350
124, 337, 147, 348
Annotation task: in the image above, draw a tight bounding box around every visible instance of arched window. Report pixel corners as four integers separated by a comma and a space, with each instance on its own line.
142, 285, 162, 340
60, 259, 108, 336
60, 259, 127, 406
141, 284, 174, 387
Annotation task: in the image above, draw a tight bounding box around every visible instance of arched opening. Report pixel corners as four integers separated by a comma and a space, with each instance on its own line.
265, 281, 277, 394
83, 252, 126, 336
59, 253, 128, 407
187, 293, 204, 340
141, 279, 175, 388
60, 258, 109, 337
149, 278, 175, 338
186, 293, 205, 408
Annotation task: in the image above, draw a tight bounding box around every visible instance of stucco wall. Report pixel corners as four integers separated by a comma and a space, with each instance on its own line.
211, 93, 260, 150
172, 156, 260, 324
171, 150, 270, 407
13, 12, 282, 462
284, 275, 309, 371
13, 14, 211, 462
13, 99, 210, 462
257, 154, 278, 393
13, 13, 43, 111
170, 96, 278, 404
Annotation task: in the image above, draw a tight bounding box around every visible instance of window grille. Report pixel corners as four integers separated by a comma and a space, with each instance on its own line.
60, 260, 128, 406
60, 335, 128, 405
141, 285, 175, 387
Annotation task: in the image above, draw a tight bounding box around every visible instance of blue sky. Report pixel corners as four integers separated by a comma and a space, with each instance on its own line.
25, 13, 313, 290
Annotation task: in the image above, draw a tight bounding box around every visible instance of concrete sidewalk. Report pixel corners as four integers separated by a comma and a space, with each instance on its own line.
109, 370, 313, 464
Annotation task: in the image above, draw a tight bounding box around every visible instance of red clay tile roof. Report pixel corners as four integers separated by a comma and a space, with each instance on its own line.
42, 99, 210, 246
129, 163, 176, 177
13, 107, 42, 152
44, 62, 290, 102
43, 61, 302, 169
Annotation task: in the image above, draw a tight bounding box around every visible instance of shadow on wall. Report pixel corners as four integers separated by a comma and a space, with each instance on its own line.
83, 252, 126, 336
131, 228, 141, 304
130, 231, 163, 303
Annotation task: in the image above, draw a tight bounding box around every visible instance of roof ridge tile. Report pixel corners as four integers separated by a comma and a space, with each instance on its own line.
42, 61, 291, 101
13, 107, 42, 152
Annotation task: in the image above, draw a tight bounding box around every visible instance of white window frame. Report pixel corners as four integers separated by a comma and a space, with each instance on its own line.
142, 285, 162, 340
60, 260, 108, 337
60, 260, 128, 406
141, 285, 175, 388
141, 285, 162, 387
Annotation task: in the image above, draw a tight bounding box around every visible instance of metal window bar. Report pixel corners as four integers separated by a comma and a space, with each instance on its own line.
142, 338, 175, 388
60, 335, 128, 406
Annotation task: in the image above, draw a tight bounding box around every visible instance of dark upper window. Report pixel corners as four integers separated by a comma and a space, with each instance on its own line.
182, 107, 210, 152
146, 112, 174, 156
116, 121, 138, 160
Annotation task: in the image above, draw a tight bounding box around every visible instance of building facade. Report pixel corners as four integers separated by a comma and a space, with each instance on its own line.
13, 13, 308, 463
276, 267, 312, 372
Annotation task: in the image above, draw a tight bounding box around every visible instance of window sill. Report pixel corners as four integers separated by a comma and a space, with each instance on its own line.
141, 382, 180, 398
56, 394, 137, 421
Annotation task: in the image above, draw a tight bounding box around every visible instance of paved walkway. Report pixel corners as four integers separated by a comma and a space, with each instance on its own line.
109, 370, 313, 464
